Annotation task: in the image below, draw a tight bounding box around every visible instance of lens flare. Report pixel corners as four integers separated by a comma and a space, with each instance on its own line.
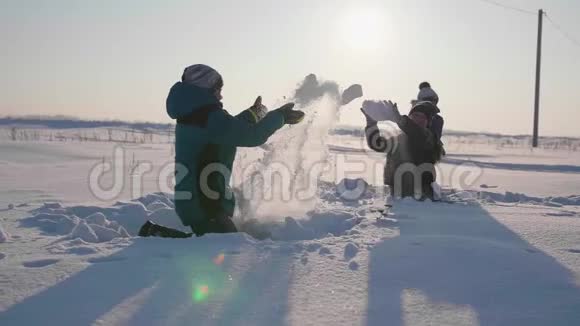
213, 253, 225, 265
190, 254, 231, 303
193, 284, 210, 302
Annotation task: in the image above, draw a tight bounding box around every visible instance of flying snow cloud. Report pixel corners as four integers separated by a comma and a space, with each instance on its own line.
234, 73, 365, 224
291, 73, 363, 107
292, 74, 341, 107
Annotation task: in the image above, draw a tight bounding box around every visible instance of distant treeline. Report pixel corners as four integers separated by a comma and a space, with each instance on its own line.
2, 117, 578, 142
0, 117, 173, 132
331, 125, 580, 142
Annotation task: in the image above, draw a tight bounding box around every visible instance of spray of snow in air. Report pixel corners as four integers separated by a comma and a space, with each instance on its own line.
235, 74, 363, 225
293, 74, 341, 106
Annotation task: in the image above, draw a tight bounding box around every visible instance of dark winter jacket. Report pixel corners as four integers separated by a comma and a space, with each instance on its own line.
166, 82, 284, 230
365, 116, 443, 199
430, 114, 444, 140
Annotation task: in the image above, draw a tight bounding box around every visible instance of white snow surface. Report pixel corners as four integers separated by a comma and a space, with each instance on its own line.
0, 222, 9, 243
1, 112, 580, 324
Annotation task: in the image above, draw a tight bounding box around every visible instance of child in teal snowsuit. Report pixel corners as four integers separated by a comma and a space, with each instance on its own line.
140, 64, 304, 238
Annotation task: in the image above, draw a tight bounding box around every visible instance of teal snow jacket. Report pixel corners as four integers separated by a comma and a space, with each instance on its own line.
166, 82, 284, 227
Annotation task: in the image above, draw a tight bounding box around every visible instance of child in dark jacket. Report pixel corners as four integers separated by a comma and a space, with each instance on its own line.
364, 101, 443, 200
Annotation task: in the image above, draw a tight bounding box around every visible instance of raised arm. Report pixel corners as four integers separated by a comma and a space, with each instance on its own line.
362, 107, 398, 154
207, 109, 285, 147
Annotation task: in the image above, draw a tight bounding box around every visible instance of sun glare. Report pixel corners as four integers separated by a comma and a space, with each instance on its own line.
340, 8, 384, 50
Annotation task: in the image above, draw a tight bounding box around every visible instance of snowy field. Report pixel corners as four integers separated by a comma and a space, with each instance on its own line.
1, 116, 580, 326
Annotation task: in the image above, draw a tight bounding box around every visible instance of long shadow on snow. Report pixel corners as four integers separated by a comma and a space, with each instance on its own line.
0, 236, 293, 326
365, 201, 580, 326
125, 245, 293, 326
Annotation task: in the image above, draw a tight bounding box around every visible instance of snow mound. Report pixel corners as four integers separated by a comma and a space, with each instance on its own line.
21, 193, 185, 242
240, 210, 363, 241
67, 205, 114, 218
69, 221, 99, 243
147, 207, 186, 231
22, 213, 79, 235
475, 191, 580, 206
116, 202, 148, 216
320, 179, 375, 204
29, 208, 139, 242
146, 201, 170, 212
109, 202, 151, 234
118, 226, 131, 238
85, 212, 108, 226
136, 192, 174, 208
89, 224, 126, 242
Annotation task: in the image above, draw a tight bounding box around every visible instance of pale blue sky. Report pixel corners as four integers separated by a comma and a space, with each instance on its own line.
1, 0, 579, 136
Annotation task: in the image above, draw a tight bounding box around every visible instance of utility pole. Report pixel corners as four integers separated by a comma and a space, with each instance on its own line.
532, 9, 544, 148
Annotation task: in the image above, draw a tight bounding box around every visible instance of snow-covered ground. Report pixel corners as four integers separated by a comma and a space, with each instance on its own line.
1, 117, 580, 325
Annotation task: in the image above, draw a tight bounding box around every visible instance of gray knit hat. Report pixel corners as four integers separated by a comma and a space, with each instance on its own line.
181, 64, 223, 91
417, 81, 439, 105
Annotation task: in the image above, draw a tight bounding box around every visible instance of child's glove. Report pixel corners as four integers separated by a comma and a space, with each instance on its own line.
247, 96, 269, 122
361, 108, 377, 126
361, 100, 400, 123
274, 103, 305, 125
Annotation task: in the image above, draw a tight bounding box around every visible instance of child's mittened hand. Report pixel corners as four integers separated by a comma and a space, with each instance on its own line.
274, 103, 304, 125
383, 100, 401, 123
361, 108, 377, 126
248, 96, 268, 122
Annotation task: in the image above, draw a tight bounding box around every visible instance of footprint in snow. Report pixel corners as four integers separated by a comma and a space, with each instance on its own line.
306, 243, 322, 252
22, 258, 60, 268
0, 253, 5, 260
373, 218, 398, 228
349, 261, 359, 271
319, 247, 331, 255
344, 243, 359, 260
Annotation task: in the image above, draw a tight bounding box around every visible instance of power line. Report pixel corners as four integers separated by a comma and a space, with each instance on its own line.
473, 0, 580, 50
544, 13, 580, 49
475, 0, 536, 15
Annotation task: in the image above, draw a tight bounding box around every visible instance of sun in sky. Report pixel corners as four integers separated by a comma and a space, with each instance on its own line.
338, 7, 386, 51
